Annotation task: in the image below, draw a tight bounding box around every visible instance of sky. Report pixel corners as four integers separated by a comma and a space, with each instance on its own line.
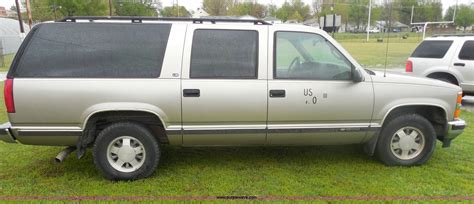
0, 0, 471, 15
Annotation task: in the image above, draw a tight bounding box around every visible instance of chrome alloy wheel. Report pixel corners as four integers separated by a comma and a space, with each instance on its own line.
390, 127, 425, 160
106, 136, 146, 173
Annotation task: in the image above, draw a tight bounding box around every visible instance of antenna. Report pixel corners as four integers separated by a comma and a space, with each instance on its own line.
383, 0, 393, 78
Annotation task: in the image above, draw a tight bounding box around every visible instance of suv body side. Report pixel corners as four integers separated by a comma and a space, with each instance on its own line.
408, 37, 474, 94
3, 22, 463, 148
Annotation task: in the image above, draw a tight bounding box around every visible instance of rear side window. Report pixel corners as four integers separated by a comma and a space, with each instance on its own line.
459, 41, 474, 60
14, 23, 171, 78
190, 29, 258, 79
411, 40, 453, 59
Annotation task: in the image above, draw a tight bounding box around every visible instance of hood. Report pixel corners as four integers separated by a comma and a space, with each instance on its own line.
369, 70, 461, 91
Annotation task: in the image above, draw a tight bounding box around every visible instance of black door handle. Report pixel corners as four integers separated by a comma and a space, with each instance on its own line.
270, 90, 286, 98
183, 89, 200, 97
454, 63, 465, 67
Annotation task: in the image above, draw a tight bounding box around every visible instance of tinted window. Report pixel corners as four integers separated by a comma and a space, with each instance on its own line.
275, 32, 352, 80
15, 23, 171, 78
459, 41, 474, 60
411, 40, 453, 59
190, 29, 258, 79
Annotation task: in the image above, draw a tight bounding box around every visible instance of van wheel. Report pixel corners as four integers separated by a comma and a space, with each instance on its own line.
375, 114, 436, 166
93, 122, 160, 180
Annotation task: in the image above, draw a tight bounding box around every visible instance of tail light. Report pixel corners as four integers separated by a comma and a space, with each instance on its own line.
454, 92, 463, 119
405, 60, 413, 72
4, 79, 15, 113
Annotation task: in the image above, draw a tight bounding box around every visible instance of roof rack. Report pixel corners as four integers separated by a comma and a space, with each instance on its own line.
432, 34, 474, 37
58, 16, 272, 25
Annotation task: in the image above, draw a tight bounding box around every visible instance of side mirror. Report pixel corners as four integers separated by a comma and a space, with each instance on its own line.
352, 67, 364, 83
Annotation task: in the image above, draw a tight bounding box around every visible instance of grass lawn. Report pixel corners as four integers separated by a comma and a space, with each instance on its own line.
340, 42, 419, 69
0, 54, 14, 73
0, 81, 472, 200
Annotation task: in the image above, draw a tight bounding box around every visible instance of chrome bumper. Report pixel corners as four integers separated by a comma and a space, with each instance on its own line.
0, 122, 16, 143
446, 119, 466, 140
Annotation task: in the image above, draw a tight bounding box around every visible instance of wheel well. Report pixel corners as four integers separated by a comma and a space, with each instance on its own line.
83, 111, 169, 146
383, 105, 447, 138
427, 72, 459, 85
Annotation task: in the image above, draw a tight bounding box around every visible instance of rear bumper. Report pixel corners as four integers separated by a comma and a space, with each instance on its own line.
0, 122, 17, 143
446, 119, 466, 139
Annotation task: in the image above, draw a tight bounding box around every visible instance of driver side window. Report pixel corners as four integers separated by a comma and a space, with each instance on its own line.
274, 31, 353, 80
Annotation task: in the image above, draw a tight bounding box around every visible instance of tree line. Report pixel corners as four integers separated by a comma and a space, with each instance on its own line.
11, 0, 474, 30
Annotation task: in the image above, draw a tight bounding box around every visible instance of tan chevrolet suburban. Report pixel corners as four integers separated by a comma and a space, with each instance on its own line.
0, 17, 466, 180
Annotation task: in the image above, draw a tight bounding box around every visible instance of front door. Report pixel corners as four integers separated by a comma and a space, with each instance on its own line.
181, 25, 268, 146
267, 30, 374, 145
452, 40, 474, 92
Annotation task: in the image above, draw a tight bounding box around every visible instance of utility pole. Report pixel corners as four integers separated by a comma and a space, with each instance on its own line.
177, 0, 180, 17
366, 0, 372, 42
14, 0, 25, 36
108, 0, 113, 16
25, 0, 32, 29
331, 0, 335, 37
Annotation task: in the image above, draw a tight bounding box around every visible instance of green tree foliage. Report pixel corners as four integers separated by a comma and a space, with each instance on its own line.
160, 6, 190, 17
266, 4, 277, 17
288, 11, 303, 22
414, 2, 442, 22
29, 0, 56, 22
202, 0, 228, 16
114, 0, 157, 16
379, 0, 400, 29
228, 1, 266, 18
49, 0, 108, 16
276, 0, 310, 22
444, 5, 455, 21
290, 0, 310, 20
455, 5, 474, 31
348, 0, 368, 29
275, 1, 292, 22
398, 0, 417, 25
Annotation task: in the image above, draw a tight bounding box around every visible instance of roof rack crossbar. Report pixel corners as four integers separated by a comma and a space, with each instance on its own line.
58, 16, 272, 25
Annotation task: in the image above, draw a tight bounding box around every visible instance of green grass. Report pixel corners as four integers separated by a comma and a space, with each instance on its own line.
0, 54, 14, 72
0, 81, 473, 200
340, 41, 419, 68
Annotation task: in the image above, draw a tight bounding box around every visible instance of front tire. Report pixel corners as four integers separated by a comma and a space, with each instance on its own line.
93, 122, 160, 180
375, 114, 436, 166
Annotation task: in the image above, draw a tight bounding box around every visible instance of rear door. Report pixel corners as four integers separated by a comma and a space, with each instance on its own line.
452, 40, 474, 92
181, 24, 268, 146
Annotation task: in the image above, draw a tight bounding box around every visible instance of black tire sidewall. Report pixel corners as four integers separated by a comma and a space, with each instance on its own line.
376, 114, 436, 166
93, 122, 160, 180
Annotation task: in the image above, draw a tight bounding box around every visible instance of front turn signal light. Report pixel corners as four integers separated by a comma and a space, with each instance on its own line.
454, 92, 463, 119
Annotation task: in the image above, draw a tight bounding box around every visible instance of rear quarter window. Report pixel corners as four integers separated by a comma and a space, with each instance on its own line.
411, 40, 453, 59
459, 41, 474, 60
13, 23, 171, 78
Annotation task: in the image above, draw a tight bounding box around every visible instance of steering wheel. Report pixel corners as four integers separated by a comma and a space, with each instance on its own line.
287, 57, 300, 75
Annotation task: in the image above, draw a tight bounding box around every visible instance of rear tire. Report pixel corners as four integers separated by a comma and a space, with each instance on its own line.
375, 114, 436, 166
93, 122, 160, 181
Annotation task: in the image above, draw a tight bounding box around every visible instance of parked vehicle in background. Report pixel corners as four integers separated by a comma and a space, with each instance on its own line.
406, 34, 474, 95
0, 17, 466, 181
367, 28, 381, 33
